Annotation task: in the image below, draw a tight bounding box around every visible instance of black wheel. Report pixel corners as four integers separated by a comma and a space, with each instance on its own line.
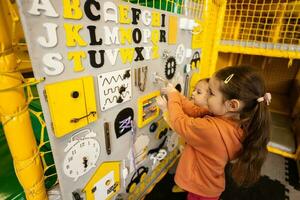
165, 57, 176, 80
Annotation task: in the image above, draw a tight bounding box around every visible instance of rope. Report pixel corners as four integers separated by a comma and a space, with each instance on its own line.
13, 149, 40, 173
0, 76, 45, 93
1, 103, 29, 126
0, 77, 45, 125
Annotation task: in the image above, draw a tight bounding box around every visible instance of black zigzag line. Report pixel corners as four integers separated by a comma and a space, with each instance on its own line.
104, 96, 118, 106
121, 91, 130, 98
103, 84, 129, 96
104, 87, 118, 96
102, 75, 124, 86
103, 91, 131, 106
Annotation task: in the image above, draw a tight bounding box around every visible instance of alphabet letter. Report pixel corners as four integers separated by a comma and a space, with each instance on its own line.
119, 28, 132, 45
160, 30, 166, 43
131, 8, 141, 25
141, 10, 151, 26
84, 0, 100, 21
103, 2, 118, 23
63, 0, 83, 19
142, 29, 151, 43
87, 26, 102, 45
88, 50, 105, 68
151, 11, 160, 27
119, 5, 131, 24
132, 28, 142, 44
152, 45, 159, 59
151, 30, 159, 45
68, 51, 86, 72
134, 47, 144, 61
43, 53, 64, 75
106, 49, 119, 65
104, 26, 120, 45
161, 14, 166, 27
64, 24, 87, 47
143, 46, 152, 60
28, 0, 59, 17
119, 48, 134, 64
37, 23, 58, 47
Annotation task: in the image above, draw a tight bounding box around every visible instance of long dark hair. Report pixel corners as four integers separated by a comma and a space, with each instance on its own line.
215, 65, 271, 186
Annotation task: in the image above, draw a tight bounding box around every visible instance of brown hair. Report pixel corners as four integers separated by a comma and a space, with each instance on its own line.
197, 78, 210, 84
215, 65, 270, 187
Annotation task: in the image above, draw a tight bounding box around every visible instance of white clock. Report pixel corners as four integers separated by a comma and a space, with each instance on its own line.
63, 129, 100, 181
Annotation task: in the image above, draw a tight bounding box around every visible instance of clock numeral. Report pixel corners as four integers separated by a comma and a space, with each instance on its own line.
68, 156, 73, 162
72, 150, 76, 155
80, 142, 85, 147
83, 157, 88, 168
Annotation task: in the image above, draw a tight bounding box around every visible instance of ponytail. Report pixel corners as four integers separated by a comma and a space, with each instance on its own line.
215, 65, 271, 187
232, 101, 270, 186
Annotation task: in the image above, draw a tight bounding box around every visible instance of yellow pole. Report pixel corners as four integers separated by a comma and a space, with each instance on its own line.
198, 0, 227, 77
210, 0, 227, 75
198, 0, 214, 78
0, 1, 48, 199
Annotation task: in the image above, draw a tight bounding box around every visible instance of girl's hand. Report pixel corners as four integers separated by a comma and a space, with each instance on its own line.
156, 95, 168, 112
161, 83, 177, 95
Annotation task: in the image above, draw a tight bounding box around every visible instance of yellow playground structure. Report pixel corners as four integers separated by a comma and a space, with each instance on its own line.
0, 0, 299, 199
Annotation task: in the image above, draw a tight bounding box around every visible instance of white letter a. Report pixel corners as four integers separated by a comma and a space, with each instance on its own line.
28, 0, 59, 17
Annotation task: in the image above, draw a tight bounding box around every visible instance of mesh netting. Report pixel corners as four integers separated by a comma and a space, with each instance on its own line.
0, 81, 58, 186
221, 0, 300, 58
25, 83, 58, 189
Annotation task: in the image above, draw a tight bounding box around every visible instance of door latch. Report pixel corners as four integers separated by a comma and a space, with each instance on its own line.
70, 111, 96, 123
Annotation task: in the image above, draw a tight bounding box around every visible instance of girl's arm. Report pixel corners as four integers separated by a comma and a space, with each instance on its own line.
177, 92, 209, 117
167, 91, 217, 147
160, 83, 209, 117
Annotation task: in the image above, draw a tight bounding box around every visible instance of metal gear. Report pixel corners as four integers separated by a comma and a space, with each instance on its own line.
165, 57, 176, 80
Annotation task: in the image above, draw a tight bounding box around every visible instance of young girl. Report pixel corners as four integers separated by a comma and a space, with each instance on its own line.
157, 66, 271, 200
160, 78, 210, 124
158, 78, 210, 193
190, 78, 210, 109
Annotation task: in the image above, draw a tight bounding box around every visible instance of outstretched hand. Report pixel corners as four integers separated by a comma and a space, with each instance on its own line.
161, 83, 177, 95
156, 95, 168, 112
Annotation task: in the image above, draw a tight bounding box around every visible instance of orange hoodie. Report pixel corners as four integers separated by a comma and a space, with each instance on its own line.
167, 92, 244, 198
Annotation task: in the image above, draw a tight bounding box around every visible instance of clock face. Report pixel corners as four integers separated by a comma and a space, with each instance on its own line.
63, 138, 100, 181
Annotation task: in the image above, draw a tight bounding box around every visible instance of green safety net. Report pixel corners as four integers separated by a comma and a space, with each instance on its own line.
125, 0, 184, 14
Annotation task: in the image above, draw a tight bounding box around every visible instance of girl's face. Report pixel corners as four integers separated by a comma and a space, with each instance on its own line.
191, 80, 209, 108
207, 76, 227, 115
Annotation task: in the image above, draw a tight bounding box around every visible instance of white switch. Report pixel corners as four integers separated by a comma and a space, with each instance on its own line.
179, 17, 188, 29
186, 49, 192, 58
187, 19, 198, 31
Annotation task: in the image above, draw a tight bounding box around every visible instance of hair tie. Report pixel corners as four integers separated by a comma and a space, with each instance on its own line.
257, 93, 271, 106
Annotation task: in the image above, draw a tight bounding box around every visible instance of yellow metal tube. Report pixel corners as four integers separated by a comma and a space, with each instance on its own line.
0, 0, 48, 199
210, 0, 227, 75
198, 0, 214, 78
